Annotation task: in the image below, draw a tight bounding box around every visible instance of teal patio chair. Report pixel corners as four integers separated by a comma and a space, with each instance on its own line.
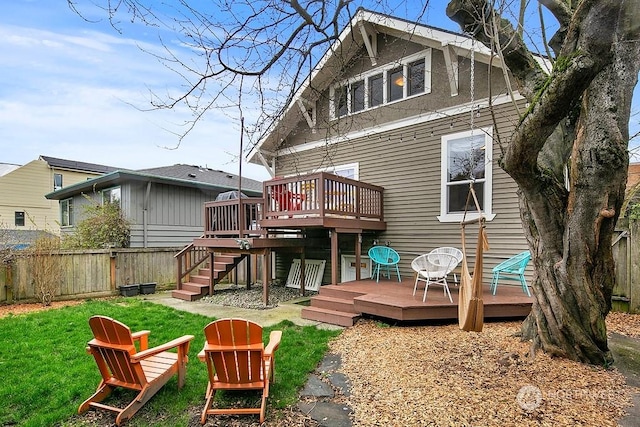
368, 246, 401, 282
490, 251, 532, 296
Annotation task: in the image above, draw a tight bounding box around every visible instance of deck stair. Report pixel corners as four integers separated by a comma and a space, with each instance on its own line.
301, 285, 366, 327
172, 253, 246, 301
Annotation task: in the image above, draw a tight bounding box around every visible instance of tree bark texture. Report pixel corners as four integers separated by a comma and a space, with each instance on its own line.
447, 0, 640, 364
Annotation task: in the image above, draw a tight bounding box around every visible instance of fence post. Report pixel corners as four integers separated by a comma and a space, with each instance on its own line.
5, 263, 13, 303
630, 220, 640, 313
110, 251, 117, 291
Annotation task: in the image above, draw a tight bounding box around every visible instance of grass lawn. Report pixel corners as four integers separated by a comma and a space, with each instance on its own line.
0, 298, 341, 426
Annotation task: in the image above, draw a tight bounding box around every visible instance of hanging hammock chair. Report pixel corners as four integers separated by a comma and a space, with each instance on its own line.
458, 183, 489, 332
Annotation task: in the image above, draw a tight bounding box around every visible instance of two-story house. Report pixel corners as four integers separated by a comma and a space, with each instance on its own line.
175, 9, 537, 325
0, 156, 117, 238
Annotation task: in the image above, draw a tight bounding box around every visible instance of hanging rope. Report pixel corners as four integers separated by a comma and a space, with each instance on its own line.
457, 38, 489, 332
470, 38, 476, 136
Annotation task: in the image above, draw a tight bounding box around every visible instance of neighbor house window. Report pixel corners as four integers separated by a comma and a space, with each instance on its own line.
15, 211, 25, 227
61, 199, 73, 227
102, 187, 121, 205
330, 49, 431, 119
438, 128, 494, 222
53, 173, 63, 191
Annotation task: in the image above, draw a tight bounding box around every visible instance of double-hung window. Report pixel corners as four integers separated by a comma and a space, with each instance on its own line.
53, 173, 63, 191
330, 49, 431, 119
438, 128, 494, 222
61, 199, 73, 227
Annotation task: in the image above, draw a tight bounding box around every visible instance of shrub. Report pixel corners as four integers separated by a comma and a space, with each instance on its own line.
62, 201, 130, 249
25, 235, 63, 306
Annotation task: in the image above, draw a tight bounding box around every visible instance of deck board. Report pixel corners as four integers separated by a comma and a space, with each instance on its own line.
317, 279, 533, 322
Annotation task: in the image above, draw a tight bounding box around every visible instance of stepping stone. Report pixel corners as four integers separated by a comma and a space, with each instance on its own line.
327, 372, 351, 397
300, 374, 334, 398
298, 401, 352, 427
317, 353, 342, 373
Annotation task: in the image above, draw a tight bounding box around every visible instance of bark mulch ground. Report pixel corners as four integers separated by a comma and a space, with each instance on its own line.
331, 314, 638, 427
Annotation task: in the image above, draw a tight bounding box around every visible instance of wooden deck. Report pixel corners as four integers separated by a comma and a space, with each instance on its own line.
301, 278, 533, 327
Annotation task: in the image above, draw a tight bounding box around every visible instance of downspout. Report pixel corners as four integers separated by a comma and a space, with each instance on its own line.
143, 181, 151, 248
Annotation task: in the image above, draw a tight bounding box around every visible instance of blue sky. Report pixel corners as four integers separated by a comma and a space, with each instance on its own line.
1, 1, 638, 181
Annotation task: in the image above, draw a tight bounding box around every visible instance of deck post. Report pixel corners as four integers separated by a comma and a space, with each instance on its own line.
355, 233, 362, 281
300, 250, 306, 296
330, 230, 338, 285
246, 254, 252, 290
263, 248, 271, 305
209, 252, 215, 295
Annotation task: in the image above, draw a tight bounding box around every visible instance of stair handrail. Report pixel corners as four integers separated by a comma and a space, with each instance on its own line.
174, 239, 209, 291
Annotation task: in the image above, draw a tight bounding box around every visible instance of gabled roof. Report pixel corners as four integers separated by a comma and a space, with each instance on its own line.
247, 8, 550, 169
45, 164, 263, 200
247, 8, 492, 168
39, 155, 119, 174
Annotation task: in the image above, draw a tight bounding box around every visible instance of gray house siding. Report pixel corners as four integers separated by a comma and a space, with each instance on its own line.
126, 181, 218, 248
250, 12, 537, 286
59, 180, 224, 248
276, 98, 531, 283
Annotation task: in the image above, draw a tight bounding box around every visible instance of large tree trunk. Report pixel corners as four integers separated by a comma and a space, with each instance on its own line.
448, 0, 640, 364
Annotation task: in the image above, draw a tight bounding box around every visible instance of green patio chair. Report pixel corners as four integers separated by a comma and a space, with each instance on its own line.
490, 251, 532, 296
368, 246, 401, 282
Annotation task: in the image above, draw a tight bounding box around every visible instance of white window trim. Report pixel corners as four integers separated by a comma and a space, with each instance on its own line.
317, 162, 359, 180
61, 198, 73, 227
438, 127, 495, 223
329, 49, 432, 120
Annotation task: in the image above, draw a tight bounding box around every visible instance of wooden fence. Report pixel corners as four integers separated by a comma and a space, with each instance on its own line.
0, 248, 179, 303
612, 218, 640, 313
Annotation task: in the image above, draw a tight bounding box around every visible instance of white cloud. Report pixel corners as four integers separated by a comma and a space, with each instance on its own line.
0, 20, 270, 182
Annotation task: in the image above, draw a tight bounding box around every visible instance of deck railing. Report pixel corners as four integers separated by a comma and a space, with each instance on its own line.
174, 241, 209, 290
203, 198, 265, 238
201, 172, 385, 237
263, 172, 384, 221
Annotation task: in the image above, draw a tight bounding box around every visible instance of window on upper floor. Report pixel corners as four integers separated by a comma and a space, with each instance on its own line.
102, 187, 121, 206
319, 162, 359, 180
438, 128, 495, 223
15, 211, 25, 227
53, 173, 63, 191
329, 49, 431, 119
61, 199, 73, 227
368, 73, 383, 107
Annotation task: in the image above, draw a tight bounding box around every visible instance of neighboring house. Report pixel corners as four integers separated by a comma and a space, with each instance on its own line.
0, 163, 20, 178
0, 156, 117, 236
45, 164, 263, 248
247, 9, 537, 281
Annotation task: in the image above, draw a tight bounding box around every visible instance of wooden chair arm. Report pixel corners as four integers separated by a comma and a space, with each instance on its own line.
132, 330, 150, 350
264, 330, 282, 357
132, 335, 194, 361
197, 349, 206, 361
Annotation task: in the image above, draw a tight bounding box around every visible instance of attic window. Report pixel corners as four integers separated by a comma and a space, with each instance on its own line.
330, 49, 431, 120
188, 173, 197, 178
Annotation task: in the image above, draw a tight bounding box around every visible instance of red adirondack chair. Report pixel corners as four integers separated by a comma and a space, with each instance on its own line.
78, 315, 193, 426
198, 318, 282, 424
